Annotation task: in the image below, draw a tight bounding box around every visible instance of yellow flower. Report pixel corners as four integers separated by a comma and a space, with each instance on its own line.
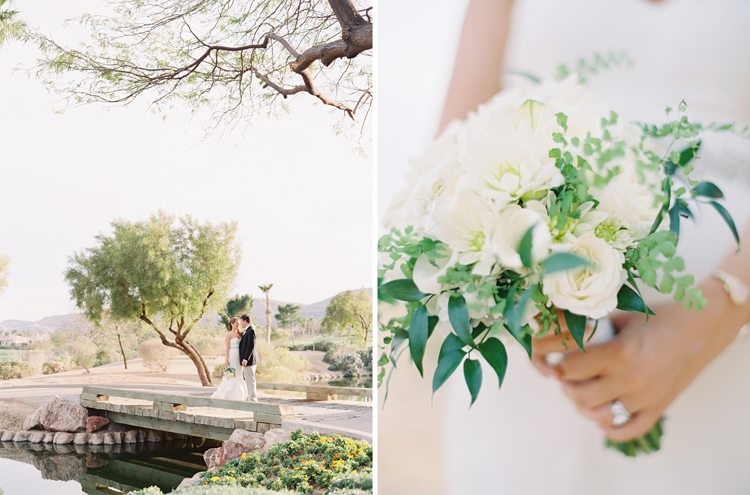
210, 477, 218, 481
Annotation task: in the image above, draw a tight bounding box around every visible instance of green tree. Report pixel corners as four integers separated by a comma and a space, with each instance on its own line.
275, 303, 302, 345
259, 284, 274, 345
64, 211, 241, 386
29, 0, 372, 133
322, 290, 372, 347
0, 0, 25, 46
219, 294, 254, 330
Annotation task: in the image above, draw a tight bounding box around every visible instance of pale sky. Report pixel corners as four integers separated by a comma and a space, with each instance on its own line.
0, 0, 373, 322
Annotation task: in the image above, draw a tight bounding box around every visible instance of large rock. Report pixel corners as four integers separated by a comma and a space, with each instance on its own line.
136, 430, 147, 443
12, 431, 31, 442
146, 430, 164, 443
260, 429, 291, 455
176, 472, 204, 491
53, 432, 75, 445
110, 431, 123, 444
123, 431, 138, 444
1, 431, 14, 442
222, 429, 265, 463
86, 416, 110, 433
102, 432, 115, 445
203, 447, 224, 470
28, 431, 46, 443
42, 432, 55, 443
73, 433, 90, 445
27, 400, 88, 433
88, 433, 104, 445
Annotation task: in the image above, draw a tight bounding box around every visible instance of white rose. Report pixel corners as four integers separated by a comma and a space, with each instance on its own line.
491, 204, 552, 272
590, 159, 667, 241
433, 190, 498, 276
542, 235, 627, 319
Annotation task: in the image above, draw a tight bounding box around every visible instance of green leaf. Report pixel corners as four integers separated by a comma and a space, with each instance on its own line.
463, 358, 483, 406
649, 177, 671, 235
542, 253, 589, 274
504, 285, 538, 359
390, 328, 409, 356
562, 310, 587, 352
708, 201, 740, 247
616, 284, 656, 315
478, 337, 508, 389
439, 333, 466, 362
518, 225, 535, 268
409, 305, 429, 377
427, 315, 439, 340
379, 279, 427, 302
693, 181, 724, 199
432, 349, 465, 395
377, 352, 389, 366
668, 203, 680, 237
448, 295, 475, 346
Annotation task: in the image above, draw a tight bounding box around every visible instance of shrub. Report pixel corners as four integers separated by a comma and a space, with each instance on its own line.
326, 469, 373, 494
284, 341, 338, 353
138, 340, 178, 372
327, 354, 363, 377
322, 344, 358, 365
94, 349, 113, 367
0, 361, 32, 380
193, 334, 225, 359
213, 363, 226, 379
42, 361, 63, 375
198, 429, 372, 494
356, 348, 372, 371
271, 329, 290, 344
256, 341, 308, 384
127, 485, 297, 495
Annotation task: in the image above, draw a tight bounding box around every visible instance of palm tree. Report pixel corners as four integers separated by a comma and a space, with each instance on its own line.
0, 0, 25, 46
258, 284, 273, 345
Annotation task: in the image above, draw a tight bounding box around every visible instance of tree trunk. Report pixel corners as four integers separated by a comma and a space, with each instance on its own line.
177, 340, 213, 386
265, 294, 272, 346
116, 328, 128, 370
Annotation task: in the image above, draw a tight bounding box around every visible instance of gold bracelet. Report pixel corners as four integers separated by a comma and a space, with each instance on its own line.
710, 269, 749, 341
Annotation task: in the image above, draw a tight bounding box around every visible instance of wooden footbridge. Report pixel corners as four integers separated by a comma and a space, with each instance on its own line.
79, 383, 372, 442
80, 386, 295, 441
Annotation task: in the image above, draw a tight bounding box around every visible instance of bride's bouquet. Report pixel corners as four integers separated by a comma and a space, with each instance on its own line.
378, 77, 739, 456
222, 367, 237, 379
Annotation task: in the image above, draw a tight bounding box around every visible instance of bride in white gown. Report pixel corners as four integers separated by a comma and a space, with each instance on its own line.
379, 0, 750, 493
211, 317, 248, 401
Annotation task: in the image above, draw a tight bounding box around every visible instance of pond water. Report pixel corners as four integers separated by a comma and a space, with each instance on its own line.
322, 377, 372, 389
0, 438, 217, 495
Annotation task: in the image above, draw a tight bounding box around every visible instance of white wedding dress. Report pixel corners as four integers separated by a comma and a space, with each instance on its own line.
378, 0, 750, 494
440, 1, 750, 494
211, 338, 248, 401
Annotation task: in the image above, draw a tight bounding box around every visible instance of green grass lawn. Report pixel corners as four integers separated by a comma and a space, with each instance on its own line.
0, 349, 26, 362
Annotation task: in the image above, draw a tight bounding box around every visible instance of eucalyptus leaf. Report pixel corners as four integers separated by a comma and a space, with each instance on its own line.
616, 284, 656, 315
463, 358, 483, 406
390, 328, 409, 356
448, 294, 475, 346
409, 305, 429, 377
542, 252, 589, 274
477, 337, 508, 389
668, 203, 680, 237
693, 181, 724, 199
649, 177, 671, 235
708, 201, 740, 247
562, 310, 587, 352
432, 349, 466, 395
379, 279, 428, 302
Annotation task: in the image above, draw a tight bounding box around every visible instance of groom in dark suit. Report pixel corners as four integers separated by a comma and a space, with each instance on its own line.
238, 314, 259, 402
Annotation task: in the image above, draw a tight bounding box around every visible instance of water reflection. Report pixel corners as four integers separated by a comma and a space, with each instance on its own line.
0, 437, 217, 494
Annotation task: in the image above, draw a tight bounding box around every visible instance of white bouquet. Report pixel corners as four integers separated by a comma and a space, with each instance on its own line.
378, 77, 739, 456
222, 366, 237, 379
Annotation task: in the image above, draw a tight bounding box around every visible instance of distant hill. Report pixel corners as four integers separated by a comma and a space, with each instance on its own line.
0, 288, 372, 333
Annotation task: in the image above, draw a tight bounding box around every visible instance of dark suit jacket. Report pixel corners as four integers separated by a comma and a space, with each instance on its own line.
239, 325, 259, 366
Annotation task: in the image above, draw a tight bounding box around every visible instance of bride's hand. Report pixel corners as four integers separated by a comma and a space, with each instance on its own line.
535, 281, 741, 442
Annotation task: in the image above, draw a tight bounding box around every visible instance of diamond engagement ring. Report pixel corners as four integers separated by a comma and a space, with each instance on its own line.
610, 400, 632, 427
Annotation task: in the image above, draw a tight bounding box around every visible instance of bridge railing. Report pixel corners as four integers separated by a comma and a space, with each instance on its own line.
256, 382, 372, 401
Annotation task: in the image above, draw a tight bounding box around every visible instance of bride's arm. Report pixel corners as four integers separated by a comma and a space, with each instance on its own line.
224, 334, 231, 368
534, 221, 750, 441
437, 0, 515, 136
